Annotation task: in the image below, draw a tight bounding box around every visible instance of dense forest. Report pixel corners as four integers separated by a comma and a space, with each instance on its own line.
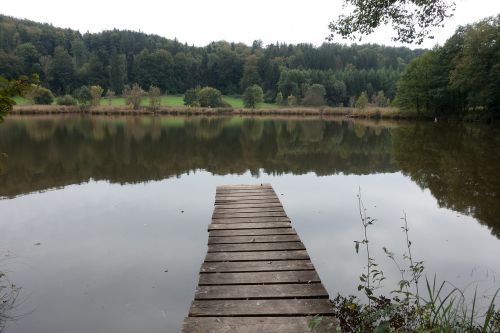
395, 15, 500, 118
0, 14, 423, 105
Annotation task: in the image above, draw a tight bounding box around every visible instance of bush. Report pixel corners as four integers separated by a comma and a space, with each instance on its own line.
198, 86, 224, 107
105, 90, 115, 106
355, 91, 368, 110
90, 85, 104, 106
28, 87, 54, 105
183, 88, 199, 106
303, 84, 326, 106
287, 95, 297, 106
275, 92, 284, 105
73, 86, 92, 106
56, 95, 77, 105
123, 83, 145, 109
243, 84, 264, 108
148, 85, 161, 109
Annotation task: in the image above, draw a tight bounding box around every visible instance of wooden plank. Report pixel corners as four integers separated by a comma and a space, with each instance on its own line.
189, 299, 332, 316
207, 242, 305, 253
213, 207, 285, 214
214, 202, 284, 209
205, 250, 309, 262
200, 260, 315, 273
216, 189, 276, 194
209, 228, 297, 237
208, 222, 291, 230
211, 217, 291, 224
208, 234, 300, 244
198, 270, 320, 285
217, 184, 271, 189
182, 317, 337, 333
215, 193, 278, 198
195, 284, 328, 300
215, 198, 281, 204
213, 212, 287, 219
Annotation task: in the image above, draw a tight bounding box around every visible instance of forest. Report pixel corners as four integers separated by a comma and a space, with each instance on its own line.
0, 14, 422, 106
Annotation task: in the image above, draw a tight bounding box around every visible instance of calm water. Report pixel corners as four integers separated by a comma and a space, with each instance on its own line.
0, 116, 499, 333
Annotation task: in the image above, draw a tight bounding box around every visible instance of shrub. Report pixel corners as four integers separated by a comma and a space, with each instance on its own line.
183, 88, 199, 106
275, 92, 284, 105
355, 91, 368, 110
148, 85, 161, 109
73, 86, 92, 106
287, 94, 297, 106
303, 84, 326, 106
28, 86, 54, 105
56, 95, 77, 106
105, 90, 115, 106
198, 86, 223, 107
123, 84, 145, 109
243, 84, 264, 108
89, 85, 104, 106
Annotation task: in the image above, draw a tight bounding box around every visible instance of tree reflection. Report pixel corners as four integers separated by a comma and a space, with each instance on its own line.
0, 116, 498, 238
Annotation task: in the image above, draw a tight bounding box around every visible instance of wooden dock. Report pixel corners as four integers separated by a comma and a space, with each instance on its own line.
182, 184, 335, 332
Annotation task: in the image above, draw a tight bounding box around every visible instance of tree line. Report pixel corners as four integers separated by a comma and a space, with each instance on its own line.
0, 14, 423, 106
395, 15, 500, 119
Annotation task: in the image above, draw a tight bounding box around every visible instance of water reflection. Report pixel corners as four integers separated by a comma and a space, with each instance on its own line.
0, 116, 498, 237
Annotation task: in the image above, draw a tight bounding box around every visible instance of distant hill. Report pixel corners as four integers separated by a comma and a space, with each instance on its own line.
0, 14, 424, 104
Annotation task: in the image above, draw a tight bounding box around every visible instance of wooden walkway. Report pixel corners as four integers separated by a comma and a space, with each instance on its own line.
182, 184, 335, 332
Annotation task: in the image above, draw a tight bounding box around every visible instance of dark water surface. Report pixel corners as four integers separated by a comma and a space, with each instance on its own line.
0, 116, 499, 333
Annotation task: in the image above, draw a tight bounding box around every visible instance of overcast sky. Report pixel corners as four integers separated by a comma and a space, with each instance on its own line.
2, 0, 499, 49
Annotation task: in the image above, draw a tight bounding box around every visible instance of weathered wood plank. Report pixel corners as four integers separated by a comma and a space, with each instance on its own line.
200, 260, 315, 273
182, 317, 337, 333
215, 193, 278, 201
210, 217, 291, 224
189, 299, 332, 316
216, 189, 276, 194
215, 197, 281, 205
195, 283, 328, 300
213, 206, 285, 214
207, 242, 305, 253
205, 250, 309, 262
213, 211, 288, 219
208, 234, 300, 244
209, 228, 297, 237
217, 184, 271, 189
208, 222, 291, 230
214, 202, 284, 209
198, 270, 320, 285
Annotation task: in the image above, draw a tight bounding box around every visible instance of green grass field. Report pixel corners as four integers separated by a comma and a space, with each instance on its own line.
13, 94, 277, 108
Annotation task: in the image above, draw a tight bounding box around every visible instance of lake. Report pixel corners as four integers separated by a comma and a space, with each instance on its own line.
0, 115, 499, 333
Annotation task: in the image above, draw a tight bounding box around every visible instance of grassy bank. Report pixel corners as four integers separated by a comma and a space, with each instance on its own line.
10, 104, 419, 120
14, 95, 278, 109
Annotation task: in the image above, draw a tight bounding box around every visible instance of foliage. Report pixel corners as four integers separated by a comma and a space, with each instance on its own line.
73, 86, 92, 106
123, 84, 145, 110
198, 86, 224, 108
303, 84, 326, 106
328, 0, 456, 44
183, 88, 199, 106
242, 84, 263, 108
0, 270, 20, 331
373, 90, 388, 107
355, 92, 368, 110
0, 14, 422, 101
395, 15, 500, 119
148, 85, 161, 109
275, 91, 284, 105
0, 75, 37, 122
313, 191, 500, 332
27, 86, 54, 105
105, 90, 115, 106
89, 85, 103, 106
56, 94, 77, 106
287, 95, 297, 106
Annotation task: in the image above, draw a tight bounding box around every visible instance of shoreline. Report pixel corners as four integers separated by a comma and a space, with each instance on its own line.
11, 104, 424, 120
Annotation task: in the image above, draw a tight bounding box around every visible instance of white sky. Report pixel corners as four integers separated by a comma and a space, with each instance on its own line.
2, 0, 500, 49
